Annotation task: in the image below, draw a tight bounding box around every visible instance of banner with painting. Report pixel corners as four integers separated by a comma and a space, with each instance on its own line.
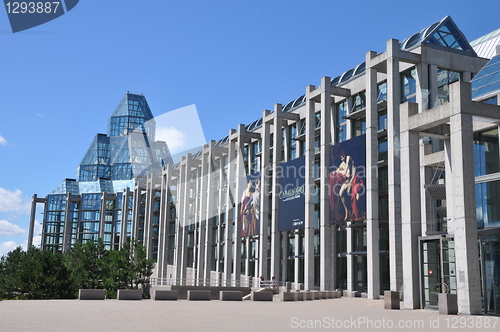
329, 134, 366, 223
240, 172, 261, 237
278, 156, 306, 232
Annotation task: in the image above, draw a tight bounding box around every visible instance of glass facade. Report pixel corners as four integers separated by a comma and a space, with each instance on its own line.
472, 54, 500, 99
41, 93, 173, 252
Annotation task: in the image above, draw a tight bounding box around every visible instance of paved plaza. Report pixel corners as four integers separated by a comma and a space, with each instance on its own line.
1, 296, 499, 331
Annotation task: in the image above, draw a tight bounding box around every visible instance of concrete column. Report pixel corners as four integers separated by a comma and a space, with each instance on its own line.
282, 126, 289, 162
144, 177, 155, 258
304, 85, 316, 290
294, 233, 300, 286
224, 137, 236, 285
319, 78, 333, 291
156, 167, 171, 280
428, 64, 438, 109
177, 156, 190, 283
366, 54, 380, 299
386, 39, 403, 293
28, 194, 38, 248
416, 62, 429, 112
400, 102, 422, 309
281, 232, 288, 283
346, 226, 353, 292
259, 110, 271, 279
120, 188, 130, 246
448, 87, 481, 313
232, 127, 246, 284
245, 237, 250, 279
198, 146, 210, 284
62, 193, 72, 253
270, 106, 283, 283
462, 72, 472, 83
444, 141, 455, 235
131, 186, 141, 242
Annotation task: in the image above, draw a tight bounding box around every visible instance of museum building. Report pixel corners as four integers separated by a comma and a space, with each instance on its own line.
29, 16, 500, 315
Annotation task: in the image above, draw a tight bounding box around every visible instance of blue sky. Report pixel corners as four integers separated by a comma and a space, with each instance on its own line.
1, 0, 499, 256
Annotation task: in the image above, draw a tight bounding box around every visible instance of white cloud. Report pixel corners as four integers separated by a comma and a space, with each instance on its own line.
0, 241, 18, 257
0, 134, 7, 145
153, 104, 207, 155
0, 219, 27, 237
0, 188, 30, 214
156, 126, 188, 153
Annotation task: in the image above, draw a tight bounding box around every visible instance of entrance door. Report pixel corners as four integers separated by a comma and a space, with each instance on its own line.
420, 237, 457, 309
479, 232, 500, 315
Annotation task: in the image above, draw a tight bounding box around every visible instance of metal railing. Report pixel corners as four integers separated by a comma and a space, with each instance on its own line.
149, 278, 281, 288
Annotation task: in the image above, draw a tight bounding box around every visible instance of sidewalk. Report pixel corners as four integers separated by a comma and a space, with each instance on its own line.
0, 296, 497, 331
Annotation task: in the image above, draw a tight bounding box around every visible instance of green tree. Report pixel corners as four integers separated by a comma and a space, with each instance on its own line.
103, 248, 133, 298
130, 240, 155, 295
0, 239, 155, 300
65, 239, 108, 292
0, 247, 74, 300
0, 247, 24, 299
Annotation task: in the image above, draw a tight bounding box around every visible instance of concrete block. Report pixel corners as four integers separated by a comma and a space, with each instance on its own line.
295, 290, 305, 301
347, 291, 361, 298
220, 291, 242, 301
439, 293, 458, 315
321, 291, 327, 299
117, 289, 142, 300
187, 290, 211, 301
280, 291, 296, 302
154, 290, 178, 301
384, 291, 400, 309
251, 291, 273, 301
305, 291, 313, 301
332, 290, 341, 298
78, 289, 106, 300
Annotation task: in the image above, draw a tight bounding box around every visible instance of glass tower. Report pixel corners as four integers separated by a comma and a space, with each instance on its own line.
41, 93, 173, 252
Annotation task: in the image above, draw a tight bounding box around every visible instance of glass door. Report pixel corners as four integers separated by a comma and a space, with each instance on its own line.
420, 237, 456, 309
479, 232, 500, 316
